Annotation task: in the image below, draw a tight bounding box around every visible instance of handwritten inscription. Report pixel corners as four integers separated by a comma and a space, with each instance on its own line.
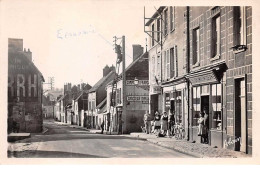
57, 26, 96, 39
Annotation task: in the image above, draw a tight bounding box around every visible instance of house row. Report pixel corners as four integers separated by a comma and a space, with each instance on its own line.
145, 6, 252, 154
56, 44, 149, 134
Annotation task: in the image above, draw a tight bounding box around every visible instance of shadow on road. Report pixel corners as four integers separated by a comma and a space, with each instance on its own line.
8, 150, 107, 158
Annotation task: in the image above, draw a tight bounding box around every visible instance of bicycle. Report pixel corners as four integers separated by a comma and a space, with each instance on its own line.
174, 124, 185, 140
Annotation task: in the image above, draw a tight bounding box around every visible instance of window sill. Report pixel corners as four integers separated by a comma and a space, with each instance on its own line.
231, 45, 247, 54
210, 54, 220, 62
192, 62, 200, 68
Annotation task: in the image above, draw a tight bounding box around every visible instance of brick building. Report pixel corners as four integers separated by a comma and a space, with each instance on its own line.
145, 6, 252, 154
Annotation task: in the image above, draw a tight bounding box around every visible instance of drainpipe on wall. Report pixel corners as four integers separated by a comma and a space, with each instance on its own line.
186, 6, 191, 141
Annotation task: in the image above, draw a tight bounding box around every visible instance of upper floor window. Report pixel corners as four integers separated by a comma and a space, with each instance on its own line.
157, 19, 161, 42
164, 8, 168, 36
170, 45, 178, 78
211, 14, 220, 58
192, 27, 200, 65
170, 6, 175, 31
152, 23, 155, 46
234, 6, 247, 47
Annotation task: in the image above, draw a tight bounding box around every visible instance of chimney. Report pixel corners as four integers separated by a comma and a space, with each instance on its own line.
24, 48, 32, 61
103, 65, 109, 77
64, 84, 67, 94
8, 38, 23, 52
77, 84, 81, 91
68, 83, 71, 91
132, 44, 144, 62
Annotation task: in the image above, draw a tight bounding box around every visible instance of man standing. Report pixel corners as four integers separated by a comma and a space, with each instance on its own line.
143, 110, 151, 134
203, 107, 209, 144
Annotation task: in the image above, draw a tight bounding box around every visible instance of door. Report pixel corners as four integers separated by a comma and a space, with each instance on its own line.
151, 94, 159, 116
235, 78, 246, 152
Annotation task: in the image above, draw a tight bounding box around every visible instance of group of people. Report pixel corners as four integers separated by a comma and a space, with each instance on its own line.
197, 108, 209, 144
143, 110, 175, 137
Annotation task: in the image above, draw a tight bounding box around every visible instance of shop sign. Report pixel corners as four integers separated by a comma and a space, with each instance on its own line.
127, 96, 149, 102
126, 80, 149, 86
189, 71, 218, 85
150, 86, 161, 94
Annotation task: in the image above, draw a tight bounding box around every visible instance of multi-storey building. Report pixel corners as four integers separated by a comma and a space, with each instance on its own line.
145, 6, 252, 154
8, 38, 45, 133
106, 46, 149, 133
145, 7, 190, 138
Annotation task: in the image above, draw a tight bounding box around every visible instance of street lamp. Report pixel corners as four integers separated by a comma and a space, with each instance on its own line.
134, 77, 139, 85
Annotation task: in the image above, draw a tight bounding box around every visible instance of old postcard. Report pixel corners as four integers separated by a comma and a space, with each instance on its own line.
0, 0, 259, 165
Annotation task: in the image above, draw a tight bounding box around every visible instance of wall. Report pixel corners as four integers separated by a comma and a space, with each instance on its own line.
8, 41, 43, 133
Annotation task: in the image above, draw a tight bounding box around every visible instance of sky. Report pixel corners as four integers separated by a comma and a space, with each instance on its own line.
1, 0, 155, 89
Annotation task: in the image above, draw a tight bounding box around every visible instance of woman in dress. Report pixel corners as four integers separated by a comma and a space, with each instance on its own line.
161, 111, 168, 136
153, 111, 161, 135
197, 112, 205, 143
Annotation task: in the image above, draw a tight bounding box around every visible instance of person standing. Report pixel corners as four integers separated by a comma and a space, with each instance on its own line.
161, 112, 168, 136
153, 111, 161, 135
143, 110, 152, 134
168, 111, 175, 137
203, 108, 209, 144
101, 120, 104, 134
197, 112, 205, 143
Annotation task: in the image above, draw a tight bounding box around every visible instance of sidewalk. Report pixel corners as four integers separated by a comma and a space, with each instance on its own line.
130, 132, 251, 158
54, 121, 119, 135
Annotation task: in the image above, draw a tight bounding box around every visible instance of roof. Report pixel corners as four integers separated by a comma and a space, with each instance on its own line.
145, 6, 165, 26
57, 94, 66, 101
96, 98, 107, 109
88, 71, 115, 93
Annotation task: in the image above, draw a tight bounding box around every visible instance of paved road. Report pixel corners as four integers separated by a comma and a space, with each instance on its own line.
9, 120, 194, 158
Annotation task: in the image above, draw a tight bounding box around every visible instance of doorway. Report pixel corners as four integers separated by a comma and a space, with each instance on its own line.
151, 94, 159, 116
235, 78, 247, 153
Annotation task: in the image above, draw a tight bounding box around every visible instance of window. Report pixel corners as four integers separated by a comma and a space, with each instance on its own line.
170, 48, 175, 77
170, 45, 178, 78
234, 6, 246, 46
211, 84, 222, 130
170, 6, 175, 31
157, 19, 161, 42
164, 8, 168, 35
166, 49, 170, 80
152, 23, 155, 46
192, 27, 200, 65
192, 86, 201, 126
211, 15, 220, 58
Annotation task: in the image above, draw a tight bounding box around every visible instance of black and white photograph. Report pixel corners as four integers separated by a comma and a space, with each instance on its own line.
0, 0, 259, 165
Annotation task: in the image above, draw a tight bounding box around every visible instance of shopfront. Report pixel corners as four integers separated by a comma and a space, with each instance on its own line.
188, 62, 227, 147
162, 78, 188, 139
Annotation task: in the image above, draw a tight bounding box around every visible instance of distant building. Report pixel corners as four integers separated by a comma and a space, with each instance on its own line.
8, 38, 45, 133
87, 66, 116, 129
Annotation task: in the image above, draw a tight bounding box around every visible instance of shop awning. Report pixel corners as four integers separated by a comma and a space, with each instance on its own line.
186, 61, 227, 86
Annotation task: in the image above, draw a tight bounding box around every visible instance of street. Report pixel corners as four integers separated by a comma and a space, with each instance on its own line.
8, 120, 194, 158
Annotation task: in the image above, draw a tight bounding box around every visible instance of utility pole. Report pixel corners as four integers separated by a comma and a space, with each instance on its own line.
122, 35, 126, 134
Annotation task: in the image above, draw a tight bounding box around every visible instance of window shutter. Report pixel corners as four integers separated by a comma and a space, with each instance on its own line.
166, 49, 170, 79
170, 48, 175, 78
174, 45, 178, 77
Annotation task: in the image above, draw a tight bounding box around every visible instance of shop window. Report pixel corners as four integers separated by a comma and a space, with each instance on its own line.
152, 23, 155, 46
192, 27, 200, 66
157, 19, 161, 42
164, 8, 168, 36
170, 6, 175, 31
211, 14, 220, 59
211, 83, 222, 130
192, 86, 201, 126
175, 91, 182, 124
